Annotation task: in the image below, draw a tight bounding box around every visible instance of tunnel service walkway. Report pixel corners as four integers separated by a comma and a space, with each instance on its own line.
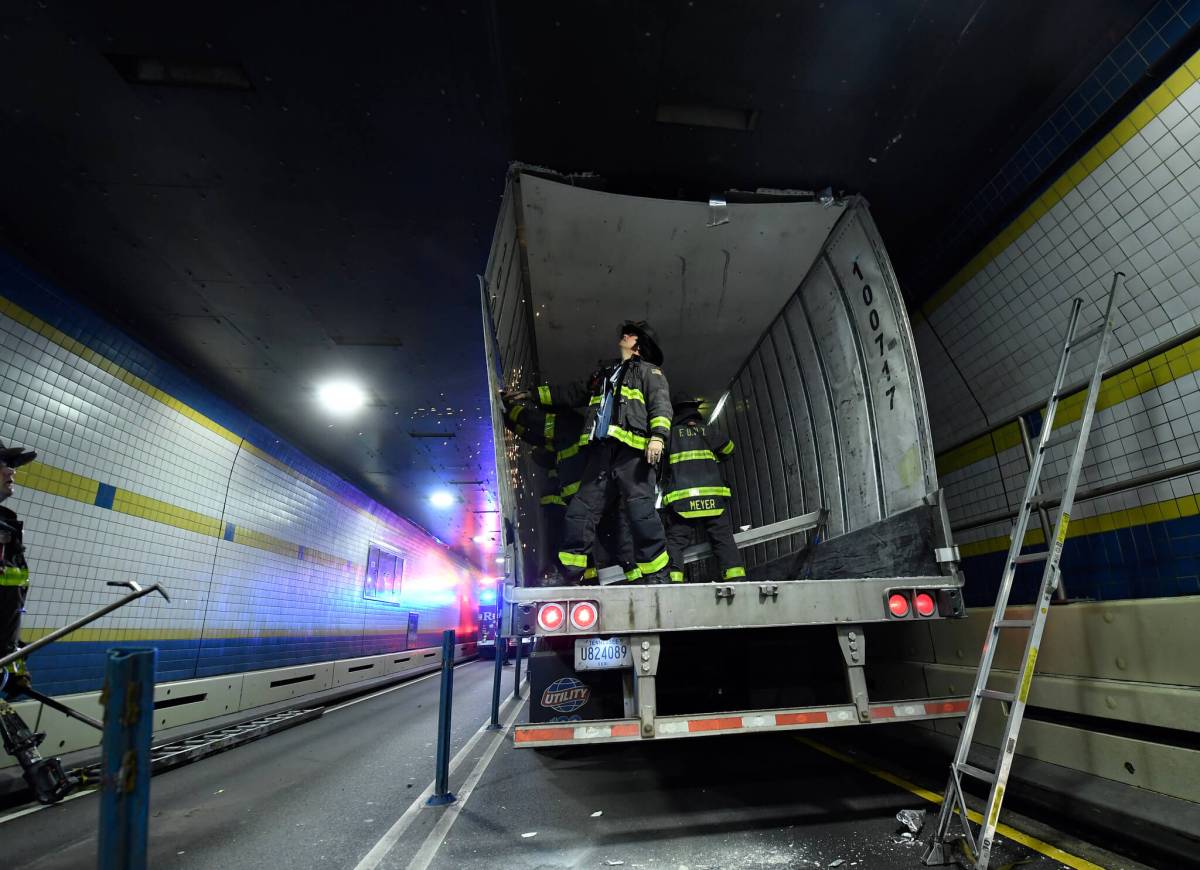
1, 660, 1146, 870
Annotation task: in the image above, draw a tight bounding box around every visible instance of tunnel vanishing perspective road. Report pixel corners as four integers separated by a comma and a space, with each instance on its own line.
1, 660, 1148, 870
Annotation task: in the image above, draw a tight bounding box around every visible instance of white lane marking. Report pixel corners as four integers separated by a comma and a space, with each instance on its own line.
405, 698, 524, 870
0, 661, 481, 824
0, 786, 96, 825
352, 678, 527, 870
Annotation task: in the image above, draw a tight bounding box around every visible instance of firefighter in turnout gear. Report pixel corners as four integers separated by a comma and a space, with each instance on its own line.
501, 398, 586, 570
661, 394, 746, 583
0, 439, 79, 803
519, 322, 674, 584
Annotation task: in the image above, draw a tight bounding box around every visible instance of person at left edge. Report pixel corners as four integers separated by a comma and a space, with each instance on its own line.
0, 438, 78, 804
0, 439, 36, 697
510, 321, 674, 585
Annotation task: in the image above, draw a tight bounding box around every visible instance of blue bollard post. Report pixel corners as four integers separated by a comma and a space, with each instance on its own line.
513, 634, 524, 700
489, 635, 504, 729
426, 630, 457, 806
98, 647, 157, 870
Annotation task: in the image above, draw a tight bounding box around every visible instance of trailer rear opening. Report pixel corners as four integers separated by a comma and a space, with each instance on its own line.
481, 167, 967, 746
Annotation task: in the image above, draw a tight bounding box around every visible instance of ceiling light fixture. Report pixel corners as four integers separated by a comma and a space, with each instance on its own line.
429, 490, 455, 509
656, 103, 758, 131
317, 380, 366, 415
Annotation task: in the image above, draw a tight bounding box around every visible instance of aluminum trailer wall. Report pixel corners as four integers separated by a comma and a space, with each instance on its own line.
484, 167, 940, 579
714, 205, 938, 566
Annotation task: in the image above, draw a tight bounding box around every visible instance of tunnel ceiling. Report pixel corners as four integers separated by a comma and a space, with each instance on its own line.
0, 0, 1165, 561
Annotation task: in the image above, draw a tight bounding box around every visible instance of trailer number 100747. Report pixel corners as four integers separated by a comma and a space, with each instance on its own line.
852, 259, 897, 411
575, 637, 633, 671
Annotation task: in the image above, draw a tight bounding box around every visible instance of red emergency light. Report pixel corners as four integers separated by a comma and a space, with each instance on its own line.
536, 602, 566, 632
569, 601, 599, 631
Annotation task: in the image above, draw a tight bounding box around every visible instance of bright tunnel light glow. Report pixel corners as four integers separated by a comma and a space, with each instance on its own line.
317, 380, 366, 415
429, 490, 455, 508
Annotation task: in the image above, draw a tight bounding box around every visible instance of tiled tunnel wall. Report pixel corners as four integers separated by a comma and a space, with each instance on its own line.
918, 31, 1200, 605
0, 254, 480, 695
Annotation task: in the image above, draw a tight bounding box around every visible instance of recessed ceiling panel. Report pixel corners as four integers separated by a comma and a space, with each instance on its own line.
519, 173, 844, 402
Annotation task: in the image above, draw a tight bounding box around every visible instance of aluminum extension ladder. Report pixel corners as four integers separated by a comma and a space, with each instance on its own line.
923, 271, 1123, 869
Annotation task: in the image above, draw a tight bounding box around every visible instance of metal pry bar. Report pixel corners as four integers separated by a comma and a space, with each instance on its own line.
0, 580, 170, 671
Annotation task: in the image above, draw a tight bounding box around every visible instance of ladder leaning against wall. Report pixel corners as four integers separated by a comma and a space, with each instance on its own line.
923, 271, 1124, 870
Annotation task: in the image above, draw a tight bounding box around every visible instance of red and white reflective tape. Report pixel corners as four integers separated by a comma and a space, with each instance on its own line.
514, 698, 970, 746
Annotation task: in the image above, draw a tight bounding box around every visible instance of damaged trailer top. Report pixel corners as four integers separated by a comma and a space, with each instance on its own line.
479, 166, 967, 745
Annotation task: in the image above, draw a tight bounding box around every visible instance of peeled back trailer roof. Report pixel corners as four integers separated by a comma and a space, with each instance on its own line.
481, 167, 942, 581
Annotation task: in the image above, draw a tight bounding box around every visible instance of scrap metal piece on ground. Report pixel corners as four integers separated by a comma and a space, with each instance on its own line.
897, 808, 926, 833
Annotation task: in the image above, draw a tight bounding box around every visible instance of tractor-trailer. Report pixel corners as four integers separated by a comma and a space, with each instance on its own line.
480, 166, 969, 747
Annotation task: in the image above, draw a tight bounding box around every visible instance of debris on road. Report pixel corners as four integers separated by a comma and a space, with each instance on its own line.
521, 831, 538, 838
896, 808, 925, 834
591, 810, 603, 818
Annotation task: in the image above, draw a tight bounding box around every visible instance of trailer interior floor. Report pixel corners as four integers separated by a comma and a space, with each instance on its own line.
414, 703, 1143, 870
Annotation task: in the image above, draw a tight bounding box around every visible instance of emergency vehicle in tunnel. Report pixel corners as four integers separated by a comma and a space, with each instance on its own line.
482, 166, 972, 747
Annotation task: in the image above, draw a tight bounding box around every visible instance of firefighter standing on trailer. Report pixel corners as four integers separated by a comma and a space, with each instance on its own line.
0, 438, 77, 803
661, 394, 746, 583
501, 392, 640, 584
512, 322, 674, 585
501, 398, 584, 570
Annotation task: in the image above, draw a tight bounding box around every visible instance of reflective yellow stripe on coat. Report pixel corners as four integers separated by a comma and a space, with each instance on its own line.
0, 566, 29, 587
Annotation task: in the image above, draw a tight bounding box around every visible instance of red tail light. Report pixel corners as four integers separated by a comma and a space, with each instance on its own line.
537, 602, 566, 632
569, 601, 598, 631
888, 593, 911, 618
914, 591, 936, 617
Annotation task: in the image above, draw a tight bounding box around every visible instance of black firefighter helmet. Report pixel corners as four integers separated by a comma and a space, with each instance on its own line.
0, 440, 36, 468
670, 390, 703, 425
619, 320, 664, 366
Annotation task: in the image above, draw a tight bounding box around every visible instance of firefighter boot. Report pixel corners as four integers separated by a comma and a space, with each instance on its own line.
0, 700, 78, 804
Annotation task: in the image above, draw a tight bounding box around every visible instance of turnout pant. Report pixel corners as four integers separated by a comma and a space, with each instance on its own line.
538, 502, 566, 577
558, 442, 669, 583
594, 504, 640, 581
664, 500, 746, 582
0, 585, 28, 691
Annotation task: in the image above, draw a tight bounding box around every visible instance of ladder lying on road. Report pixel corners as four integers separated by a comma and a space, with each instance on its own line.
923, 272, 1123, 869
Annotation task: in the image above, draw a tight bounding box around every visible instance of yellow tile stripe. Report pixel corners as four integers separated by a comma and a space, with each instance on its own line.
233, 525, 300, 558
304, 548, 354, 570
17, 461, 100, 505
112, 489, 223, 538
937, 332, 1200, 477
0, 297, 243, 450
15, 456, 358, 571
793, 736, 1106, 870
924, 49, 1200, 318
959, 491, 1199, 558
0, 294, 428, 544
937, 422, 1022, 477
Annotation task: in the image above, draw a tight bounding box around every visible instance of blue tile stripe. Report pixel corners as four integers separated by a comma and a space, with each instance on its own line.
93, 482, 116, 510
961, 512, 1200, 606
917, 0, 1200, 291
